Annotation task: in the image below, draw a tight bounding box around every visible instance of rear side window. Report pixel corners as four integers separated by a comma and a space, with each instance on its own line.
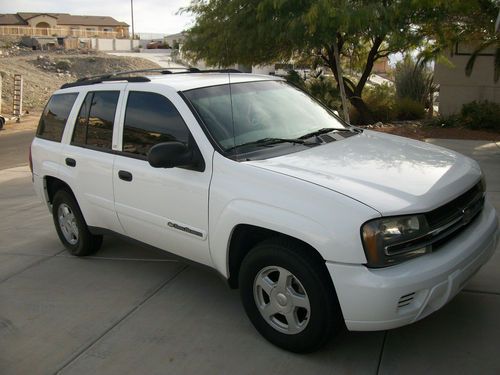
36, 93, 78, 142
71, 91, 120, 150
122, 91, 190, 156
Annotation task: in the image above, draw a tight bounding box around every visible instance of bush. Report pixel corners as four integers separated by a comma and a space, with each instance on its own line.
55, 59, 72, 71
392, 98, 426, 120
305, 76, 341, 110
394, 56, 434, 107
284, 70, 305, 89
362, 83, 395, 122
461, 100, 500, 130
426, 114, 462, 128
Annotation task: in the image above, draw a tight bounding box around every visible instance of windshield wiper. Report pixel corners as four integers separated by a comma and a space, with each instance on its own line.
226, 137, 314, 152
298, 127, 349, 140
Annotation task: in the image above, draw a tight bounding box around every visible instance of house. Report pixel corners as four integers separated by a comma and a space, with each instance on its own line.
434, 42, 499, 116
0, 12, 129, 38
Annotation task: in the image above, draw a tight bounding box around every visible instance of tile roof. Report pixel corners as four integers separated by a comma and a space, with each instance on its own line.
0, 12, 128, 27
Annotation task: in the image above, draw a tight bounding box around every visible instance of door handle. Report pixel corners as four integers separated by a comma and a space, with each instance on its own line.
65, 158, 76, 167
118, 170, 133, 182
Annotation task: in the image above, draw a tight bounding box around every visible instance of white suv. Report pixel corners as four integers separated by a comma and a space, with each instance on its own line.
31, 70, 498, 352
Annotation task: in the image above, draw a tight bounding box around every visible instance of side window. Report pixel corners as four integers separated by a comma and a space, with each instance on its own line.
36, 93, 78, 142
71, 91, 120, 150
123, 91, 190, 156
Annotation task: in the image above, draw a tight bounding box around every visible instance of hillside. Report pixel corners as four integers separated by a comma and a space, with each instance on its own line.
0, 50, 161, 115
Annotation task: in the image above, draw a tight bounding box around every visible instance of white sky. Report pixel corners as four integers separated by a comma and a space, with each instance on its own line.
0, 0, 194, 35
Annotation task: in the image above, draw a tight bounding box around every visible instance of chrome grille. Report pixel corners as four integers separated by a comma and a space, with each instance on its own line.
426, 181, 484, 229
384, 181, 485, 256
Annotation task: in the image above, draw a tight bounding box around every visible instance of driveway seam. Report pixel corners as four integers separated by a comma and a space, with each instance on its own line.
55, 264, 189, 374
462, 289, 500, 296
376, 331, 387, 375
0, 249, 66, 284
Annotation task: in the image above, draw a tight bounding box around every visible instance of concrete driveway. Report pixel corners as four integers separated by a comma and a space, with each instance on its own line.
0, 125, 499, 374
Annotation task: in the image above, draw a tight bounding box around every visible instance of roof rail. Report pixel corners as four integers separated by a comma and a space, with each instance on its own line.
60, 68, 243, 89
60, 76, 151, 89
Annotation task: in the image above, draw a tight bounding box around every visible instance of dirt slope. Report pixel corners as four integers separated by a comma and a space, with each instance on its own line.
0, 51, 160, 115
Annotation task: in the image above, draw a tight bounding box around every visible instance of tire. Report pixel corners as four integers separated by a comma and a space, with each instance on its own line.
52, 189, 103, 256
239, 237, 342, 353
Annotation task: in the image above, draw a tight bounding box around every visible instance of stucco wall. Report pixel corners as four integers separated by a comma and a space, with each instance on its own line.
435, 45, 500, 116
82, 38, 138, 51
26, 15, 57, 28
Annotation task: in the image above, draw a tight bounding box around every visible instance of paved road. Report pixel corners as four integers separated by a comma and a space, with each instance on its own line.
0, 129, 35, 170
0, 133, 499, 374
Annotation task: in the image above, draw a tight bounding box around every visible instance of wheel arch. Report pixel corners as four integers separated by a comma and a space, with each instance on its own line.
226, 224, 327, 289
44, 175, 76, 208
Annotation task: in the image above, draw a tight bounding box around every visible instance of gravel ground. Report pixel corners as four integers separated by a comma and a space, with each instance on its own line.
0, 50, 160, 115
369, 121, 500, 142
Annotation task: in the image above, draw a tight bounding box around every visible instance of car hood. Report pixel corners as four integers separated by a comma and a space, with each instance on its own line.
245, 130, 481, 215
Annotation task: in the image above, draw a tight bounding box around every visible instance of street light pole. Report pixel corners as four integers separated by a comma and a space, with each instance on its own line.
130, 0, 135, 45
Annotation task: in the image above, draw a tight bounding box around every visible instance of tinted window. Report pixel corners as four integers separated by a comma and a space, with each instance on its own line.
72, 93, 91, 145
183, 81, 347, 151
71, 91, 119, 150
37, 93, 78, 142
123, 92, 190, 156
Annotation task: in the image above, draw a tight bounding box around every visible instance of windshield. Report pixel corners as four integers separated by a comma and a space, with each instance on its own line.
183, 80, 348, 152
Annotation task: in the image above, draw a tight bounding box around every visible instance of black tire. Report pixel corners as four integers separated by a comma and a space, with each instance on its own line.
239, 237, 342, 353
52, 189, 103, 256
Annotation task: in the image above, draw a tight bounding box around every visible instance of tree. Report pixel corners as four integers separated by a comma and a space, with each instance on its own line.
182, 0, 454, 123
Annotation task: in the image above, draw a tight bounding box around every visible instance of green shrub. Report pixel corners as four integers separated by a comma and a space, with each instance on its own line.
394, 56, 434, 107
285, 70, 305, 89
425, 114, 462, 128
55, 59, 72, 71
362, 83, 395, 122
393, 98, 426, 120
305, 75, 341, 110
460, 100, 500, 130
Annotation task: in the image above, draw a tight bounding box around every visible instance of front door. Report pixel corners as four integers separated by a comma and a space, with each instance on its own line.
112, 84, 213, 266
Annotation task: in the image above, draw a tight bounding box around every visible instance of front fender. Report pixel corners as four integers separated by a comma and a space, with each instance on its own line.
208, 152, 380, 279
209, 198, 377, 278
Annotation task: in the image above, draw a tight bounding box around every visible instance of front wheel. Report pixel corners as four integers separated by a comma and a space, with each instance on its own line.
52, 190, 103, 256
239, 238, 342, 353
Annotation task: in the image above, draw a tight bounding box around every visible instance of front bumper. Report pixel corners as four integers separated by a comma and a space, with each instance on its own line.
327, 199, 498, 331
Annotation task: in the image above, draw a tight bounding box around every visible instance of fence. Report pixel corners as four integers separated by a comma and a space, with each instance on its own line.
0, 26, 126, 39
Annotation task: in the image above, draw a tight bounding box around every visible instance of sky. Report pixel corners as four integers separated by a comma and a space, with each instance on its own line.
0, 0, 194, 36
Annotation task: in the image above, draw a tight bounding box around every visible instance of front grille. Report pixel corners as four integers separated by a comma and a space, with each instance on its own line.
384, 180, 485, 256
426, 181, 484, 229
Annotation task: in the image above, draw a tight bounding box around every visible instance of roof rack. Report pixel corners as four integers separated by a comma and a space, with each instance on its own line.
60, 68, 242, 89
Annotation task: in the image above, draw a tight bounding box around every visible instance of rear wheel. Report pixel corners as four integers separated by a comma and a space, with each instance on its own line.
239, 238, 342, 353
52, 190, 103, 256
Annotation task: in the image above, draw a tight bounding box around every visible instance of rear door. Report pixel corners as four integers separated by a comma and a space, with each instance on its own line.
112, 83, 213, 266
60, 85, 126, 234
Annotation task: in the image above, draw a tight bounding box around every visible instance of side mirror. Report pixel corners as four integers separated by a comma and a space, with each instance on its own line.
148, 142, 193, 168
333, 110, 339, 116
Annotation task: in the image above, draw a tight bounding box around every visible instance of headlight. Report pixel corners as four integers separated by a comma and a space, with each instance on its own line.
361, 215, 431, 267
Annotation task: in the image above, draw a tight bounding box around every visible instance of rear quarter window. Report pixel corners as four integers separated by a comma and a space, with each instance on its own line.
36, 93, 78, 142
